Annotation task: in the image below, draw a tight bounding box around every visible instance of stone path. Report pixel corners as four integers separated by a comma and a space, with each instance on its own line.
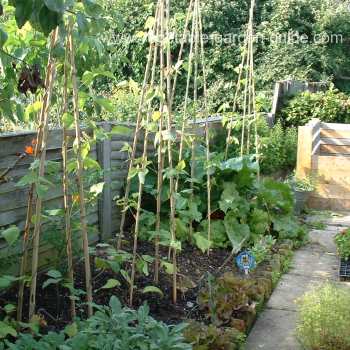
245, 212, 350, 350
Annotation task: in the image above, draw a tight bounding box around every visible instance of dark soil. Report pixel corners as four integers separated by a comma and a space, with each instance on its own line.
0, 240, 232, 330
0, 236, 291, 338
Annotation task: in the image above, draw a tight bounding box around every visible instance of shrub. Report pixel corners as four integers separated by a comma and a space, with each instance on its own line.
259, 122, 298, 175
334, 228, 350, 260
296, 283, 350, 350
280, 87, 350, 127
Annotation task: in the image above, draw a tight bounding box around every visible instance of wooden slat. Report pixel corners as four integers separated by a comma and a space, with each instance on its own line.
320, 144, 350, 155
0, 186, 63, 213
308, 196, 350, 211
312, 155, 350, 170
313, 183, 350, 200
320, 129, 350, 139
320, 122, 350, 131
0, 149, 63, 171
313, 168, 350, 186
321, 138, 350, 146
0, 128, 95, 158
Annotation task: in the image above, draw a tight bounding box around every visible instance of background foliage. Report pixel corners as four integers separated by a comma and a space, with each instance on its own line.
1, 0, 350, 128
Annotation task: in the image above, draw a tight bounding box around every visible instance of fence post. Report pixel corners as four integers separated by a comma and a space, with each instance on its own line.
97, 122, 112, 241
296, 118, 320, 179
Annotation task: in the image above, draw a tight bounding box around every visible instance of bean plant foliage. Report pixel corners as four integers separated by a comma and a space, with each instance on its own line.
0, 0, 114, 129
1, 296, 191, 350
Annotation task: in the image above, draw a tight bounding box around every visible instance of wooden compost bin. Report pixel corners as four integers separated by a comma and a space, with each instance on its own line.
297, 118, 350, 211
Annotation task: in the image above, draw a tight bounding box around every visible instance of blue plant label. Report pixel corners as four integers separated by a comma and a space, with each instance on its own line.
236, 251, 256, 275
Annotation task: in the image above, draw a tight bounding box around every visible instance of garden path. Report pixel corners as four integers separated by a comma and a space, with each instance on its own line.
245, 212, 350, 350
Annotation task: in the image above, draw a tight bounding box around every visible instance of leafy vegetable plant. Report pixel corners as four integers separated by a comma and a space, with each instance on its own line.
335, 228, 350, 260
2, 296, 192, 350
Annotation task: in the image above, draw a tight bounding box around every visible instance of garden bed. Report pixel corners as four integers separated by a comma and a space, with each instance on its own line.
0, 239, 294, 349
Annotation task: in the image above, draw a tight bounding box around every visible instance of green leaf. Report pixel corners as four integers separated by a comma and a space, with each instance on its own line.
138, 169, 148, 185
111, 125, 133, 135
95, 97, 114, 112
224, 211, 250, 252
193, 233, 212, 253
64, 322, 78, 338
15, 0, 34, 28
46, 209, 64, 216
44, 0, 66, 12
220, 157, 244, 171
170, 239, 182, 251
0, 321, 17, 339
17, 172, 37, 187
161, 261, 174, 274
82, 0, 103, 16
121, 142, 132, 153
82, 71, 94, 86
142, 286, 163, 297
80, 141, 90, 160
188, 201, 202, 222
0, 275, 18, 290
120, 269, 131, 285
42, 278, 60, 289
94, 257, 110, 270
0, 27, 8, 48
47, 269, 62, 279
109, 296, 122, 314
1, 226, 20, 246
62, 112, 74, 128
83, 157, 101, 170
176, 160, 186, 171
77, 11, 89, 34
90, 182, 104, 196
101, 278, 121, 289
219, 182, 240, 213
36, 183, 49, 198
39, 5, 61, 36
249, 208, 270, 236
4, 304, 16, 314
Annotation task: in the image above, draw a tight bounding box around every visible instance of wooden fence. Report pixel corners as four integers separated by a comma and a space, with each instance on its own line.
296, 119, 350, 210
0, 122, 141, 272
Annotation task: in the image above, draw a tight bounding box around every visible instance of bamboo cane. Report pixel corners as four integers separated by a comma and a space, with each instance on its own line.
174, 0, 196, 194
129, 7, 160, 303
240, 45, 250, 157
165, 0, 177, 304
224, 33, 249, 160
154, 7, 165, 284
28, 28, 59, 320
68, 21, 93, 317
170, 0, 194, 104
117, 2, 161, 250
62, 36, 76, 319
197, 0, 211, 254
17, 30, 59, 322
189, 0, 200, 239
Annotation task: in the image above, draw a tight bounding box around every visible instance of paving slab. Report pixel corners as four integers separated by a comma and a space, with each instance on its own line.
323, 215, 350, 227
266, 273, 324, 311
289, 245, 339, 280
309, 229, 339, 253
246, 213, 346, 350
245, 309, 300, 350
288, 248, 338, 280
